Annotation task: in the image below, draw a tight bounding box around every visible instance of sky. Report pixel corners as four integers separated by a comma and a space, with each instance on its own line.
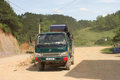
7, 0, 120, 20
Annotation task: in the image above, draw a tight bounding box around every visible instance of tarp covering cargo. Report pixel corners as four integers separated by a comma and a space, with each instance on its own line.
50, 24, 68, 32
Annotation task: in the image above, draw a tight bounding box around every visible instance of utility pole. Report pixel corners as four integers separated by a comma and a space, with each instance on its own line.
39, 18, 42, 34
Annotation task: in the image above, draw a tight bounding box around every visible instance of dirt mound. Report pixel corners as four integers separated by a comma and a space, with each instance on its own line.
20, 41, 35, 53
20, 41, 29, 51
17, 56, 32, 67
0, 30, 20, 57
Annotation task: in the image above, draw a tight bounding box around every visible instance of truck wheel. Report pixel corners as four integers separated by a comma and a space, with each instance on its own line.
71, 56, 74, 65
38, 62, 45, 71
65, 56, 71, 70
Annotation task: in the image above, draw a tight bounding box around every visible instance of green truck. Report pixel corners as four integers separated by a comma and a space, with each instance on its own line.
35, 24, 74, 71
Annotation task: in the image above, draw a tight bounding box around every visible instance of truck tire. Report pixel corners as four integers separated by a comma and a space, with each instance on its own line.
65, 56, 71, 70
71, 56, 74, 65
38, 62, 45, 71
71, 50, 74, 65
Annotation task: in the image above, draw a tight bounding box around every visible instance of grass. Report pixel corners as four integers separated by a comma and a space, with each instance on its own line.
101, 47, 114, 54
74, 27, 115, 46
31, 57, 35, 64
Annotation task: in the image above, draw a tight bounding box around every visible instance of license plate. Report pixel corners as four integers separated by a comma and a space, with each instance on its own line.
46, 58, 55, 60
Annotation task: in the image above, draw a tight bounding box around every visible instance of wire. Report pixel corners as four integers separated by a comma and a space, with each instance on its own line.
59, 0, 78, 10
12, 7, 24, 14
6, 0, 27, 12
6, 0, 78, 14
53, 0, 78, 13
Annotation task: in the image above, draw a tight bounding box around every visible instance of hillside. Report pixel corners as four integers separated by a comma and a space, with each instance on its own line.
0, 0, 21, 57
74, 27, 115, 46
17, 10, 120, 46
0, 29, 20, 57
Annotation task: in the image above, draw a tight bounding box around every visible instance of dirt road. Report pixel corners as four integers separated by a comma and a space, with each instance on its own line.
0, 47, 120, 80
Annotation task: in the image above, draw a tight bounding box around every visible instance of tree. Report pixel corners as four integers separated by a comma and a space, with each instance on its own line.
113, 28, 120, 43
0, 0, 22, 35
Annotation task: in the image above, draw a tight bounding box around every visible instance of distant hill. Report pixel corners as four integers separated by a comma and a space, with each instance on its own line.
17, 13, 79, 44
74, 27, 115, 46
17, 13, 92, 44
91, 11, 120, 31
18, 11, 120, 46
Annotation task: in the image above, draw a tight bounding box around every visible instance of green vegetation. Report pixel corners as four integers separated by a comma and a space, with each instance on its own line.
95, 37, 112, 46
91, 11, 120, 31
74, 27, 115, 46
1, 0, 120, 46
0, 23, 11, 33
113, 28, 120, 44
18, 11, 120, 46
31, 57, 35, 64
17, 14, 56, 44
0, 0, 22, 36
101, 47, 114, 54
74, 11, 120, 46
17, 13, 82, 44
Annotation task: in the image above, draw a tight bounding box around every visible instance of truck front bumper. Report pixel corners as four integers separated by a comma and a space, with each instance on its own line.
35, 56, 68, 62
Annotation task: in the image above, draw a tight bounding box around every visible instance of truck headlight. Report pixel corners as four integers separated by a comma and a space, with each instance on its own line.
35, 53, 43, 57
60, 51, 68, 56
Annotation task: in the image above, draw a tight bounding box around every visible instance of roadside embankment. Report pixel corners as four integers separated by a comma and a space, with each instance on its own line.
0, 29, 20, 57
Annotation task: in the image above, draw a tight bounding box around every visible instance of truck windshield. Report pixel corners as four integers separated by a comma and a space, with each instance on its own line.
36, 33, 66, 46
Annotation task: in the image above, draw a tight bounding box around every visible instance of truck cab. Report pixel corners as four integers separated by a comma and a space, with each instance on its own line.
35, 24, 74, 71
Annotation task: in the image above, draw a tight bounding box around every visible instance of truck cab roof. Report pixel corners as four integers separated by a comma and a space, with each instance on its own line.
38, 32, 66, 35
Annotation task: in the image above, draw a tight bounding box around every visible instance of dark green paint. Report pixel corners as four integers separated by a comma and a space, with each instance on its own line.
35, 46, 67, 53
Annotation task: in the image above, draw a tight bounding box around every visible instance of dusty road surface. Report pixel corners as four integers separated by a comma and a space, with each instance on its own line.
1, 47, 120, 80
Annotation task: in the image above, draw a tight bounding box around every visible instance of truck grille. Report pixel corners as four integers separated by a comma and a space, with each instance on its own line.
42, 53, 60, 57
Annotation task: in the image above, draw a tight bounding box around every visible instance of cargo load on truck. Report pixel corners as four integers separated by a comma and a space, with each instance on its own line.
50, 24, 68, 32
50, 24, 73, 40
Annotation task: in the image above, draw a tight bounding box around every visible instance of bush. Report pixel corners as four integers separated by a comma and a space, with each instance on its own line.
0, 23, 11, 33
95, 37, 112, 46
101, 47, 114, 54
31, 57, 35, 64
113, 27, 120, 43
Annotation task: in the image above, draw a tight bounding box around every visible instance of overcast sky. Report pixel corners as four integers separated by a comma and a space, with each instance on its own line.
7, 0, 120, 20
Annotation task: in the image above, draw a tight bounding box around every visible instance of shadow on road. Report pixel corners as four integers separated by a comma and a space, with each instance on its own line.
116, 56, 120, 57
26, 63, 66, 72
26, 64, 38, 71
65, 60, 120, 80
